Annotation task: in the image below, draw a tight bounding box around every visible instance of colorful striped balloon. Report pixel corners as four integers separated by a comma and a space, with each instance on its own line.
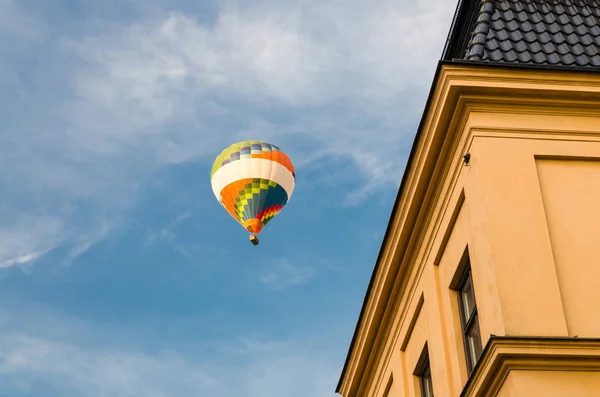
210, 140, 295, 244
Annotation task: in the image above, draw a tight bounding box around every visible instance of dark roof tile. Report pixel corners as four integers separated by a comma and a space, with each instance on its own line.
576, 24, 589, 35
514, 39, 528, 52
524, 29, 537, 41
543, 11, 557, 24
506, 19, 520, 30
538, 31, 552, 43
566, 32, 579, 44
543, 41, 556, 53
517, 10, 529, 21
530, 11, 542, 23
585, 44, 599, 56
496, 28, 509, 40
487, 37, 500, 50
489, 48, 504, 59
513, 1, 524, 12
510, 29, 524, 41
562, 53, 576, 64
521, 20, 534, 33
552, 32, 566, 43
444, 0, 600, 68
581, 34, 593, 45
499, 37, 514, 51
498, 0, 511, 11
534, 21, 547, 33
577, 54, 591, 65
518, 50, 533, 62
547, 52, 562, 64
586, 15, 598, 25
562, 23, 575, 35
532, 51, 547, 63
558, 13, 570, 25
572, 43, 585, 55
548, 22, 562, 34
557, 42, 570, 55
505, 49, 519, 61
571, 14, 584, 25
528, 41, 542, 53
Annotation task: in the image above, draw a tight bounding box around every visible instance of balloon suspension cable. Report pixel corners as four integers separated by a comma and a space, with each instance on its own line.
249, 234, 259, 246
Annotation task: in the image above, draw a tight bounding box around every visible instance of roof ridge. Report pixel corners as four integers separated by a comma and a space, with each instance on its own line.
465, 0, 495, 60
441, 0, 468, 60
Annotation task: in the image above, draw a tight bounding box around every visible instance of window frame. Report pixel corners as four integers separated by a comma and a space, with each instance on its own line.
457, 263, 483, 374
414, 345, 435, 397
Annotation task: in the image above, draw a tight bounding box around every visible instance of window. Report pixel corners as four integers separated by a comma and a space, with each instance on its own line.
418, 356, 434, 397
457, 264, 483, 373
415, 345, 434, 397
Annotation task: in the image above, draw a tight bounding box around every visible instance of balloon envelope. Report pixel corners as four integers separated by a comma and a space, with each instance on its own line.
210, 140, 296, 236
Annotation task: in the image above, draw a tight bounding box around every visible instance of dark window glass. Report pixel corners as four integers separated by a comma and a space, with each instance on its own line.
418, 355, 434, 397
458, 266, 483, 373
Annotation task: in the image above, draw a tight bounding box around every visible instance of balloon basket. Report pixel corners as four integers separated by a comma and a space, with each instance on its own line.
249, 234, 259, 246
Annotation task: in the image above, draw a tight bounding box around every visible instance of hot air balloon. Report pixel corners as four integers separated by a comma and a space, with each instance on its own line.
210, 140, 296, 245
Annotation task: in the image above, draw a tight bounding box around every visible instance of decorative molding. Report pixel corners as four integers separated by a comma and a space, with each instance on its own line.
400, 293, 425, 351
434, 189, 465, 266
461, 337, 600, 397
381, 373, 393, 397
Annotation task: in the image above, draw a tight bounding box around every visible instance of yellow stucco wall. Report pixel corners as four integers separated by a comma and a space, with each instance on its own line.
536, 158, 600, 336
497, 370, 600, 397
465, 132, 600, 339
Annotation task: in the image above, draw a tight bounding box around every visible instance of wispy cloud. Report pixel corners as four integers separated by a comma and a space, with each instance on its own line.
0, 247, 56, 269
0, 216, 64, 269
260, 258, 315, 289
0, 0, 457, 264
0, 334, 216, 397
62, 219, 114, 266
0, 307, 343, 397
0, 0, 44, 37
145, 212, 193, 257
63, 1, 454, 175
0, 215, 111, 271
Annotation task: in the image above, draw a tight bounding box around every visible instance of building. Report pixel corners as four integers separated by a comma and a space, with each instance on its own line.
335, 1, 600, 396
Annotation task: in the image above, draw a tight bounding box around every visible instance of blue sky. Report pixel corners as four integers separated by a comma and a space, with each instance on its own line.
0, 0, 457, 396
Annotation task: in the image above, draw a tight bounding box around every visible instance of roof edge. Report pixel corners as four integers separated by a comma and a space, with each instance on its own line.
442, 0, 482, 61
335, 59, 445, 394
441, 0, 468, 60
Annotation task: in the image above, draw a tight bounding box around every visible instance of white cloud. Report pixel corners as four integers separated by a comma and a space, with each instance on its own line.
0, 213, 113, 270
59, 0, 456, 195
260, 258, 315, 289
144, 212, 193, 257
0, 247, 56, 269
0, 334, 216, 397
0, 0, 457, 264
0, 216, 64, 269
0, 0, 44, 38
0, 308, 343, 397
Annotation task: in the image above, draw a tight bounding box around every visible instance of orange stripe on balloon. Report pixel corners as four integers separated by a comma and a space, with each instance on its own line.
243, 219, 264, 235
217, 176, 290, 235
279, 152, 295, 174
219, 178, 252, 224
